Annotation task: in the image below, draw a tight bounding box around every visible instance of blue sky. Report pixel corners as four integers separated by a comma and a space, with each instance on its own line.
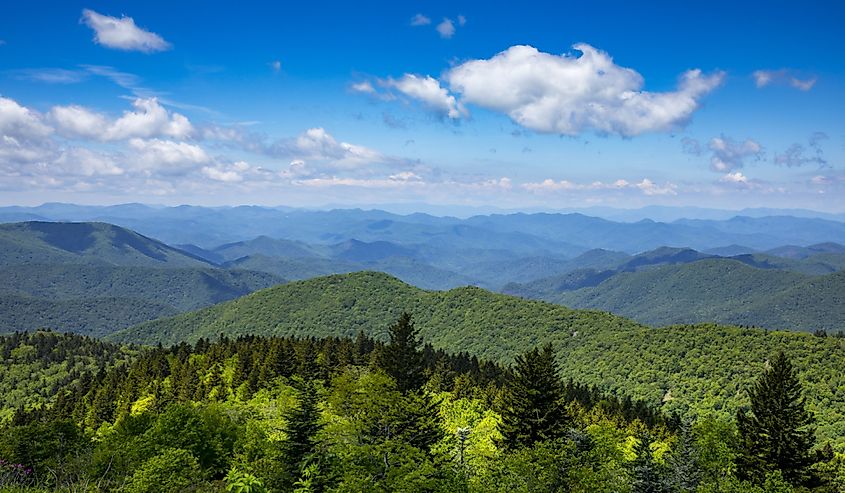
1, 0, 843, 211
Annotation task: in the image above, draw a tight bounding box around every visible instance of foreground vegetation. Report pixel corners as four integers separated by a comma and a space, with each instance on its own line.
108, 272, 845, 448
2, 316, 844, 492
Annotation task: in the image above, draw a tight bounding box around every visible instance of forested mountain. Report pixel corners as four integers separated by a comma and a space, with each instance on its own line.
545, 259, 845, 332
0, 222, 286, 335
0, 265, 284, 336
0, 221, 212, 268
109, 271, 845, 449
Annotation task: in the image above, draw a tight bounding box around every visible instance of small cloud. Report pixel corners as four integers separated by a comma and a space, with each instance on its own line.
10, 68, 88, 84
458, 15, 467, 26
385, 74, 466, 119
81, 9, 171, 53
789, 77, 817, 91
382, 112, 406, 129
753, 69, 817, 91
410, 14, 431, 26
720, 171, 748, 184
774, 132, 828, 168
350, 81, 376, 94
681, 136, 702, 156
707, 135, 763, 172
269, 60, 281, 72
436, 18, 456, 38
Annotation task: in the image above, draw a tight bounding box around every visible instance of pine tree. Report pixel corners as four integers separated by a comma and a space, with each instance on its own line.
663, 422, 701, 492
281, 381, 323, 468
501, 343, 568, 448
737, 351, 815, 486
376, 313, 426, 393
631, 433, 668, 493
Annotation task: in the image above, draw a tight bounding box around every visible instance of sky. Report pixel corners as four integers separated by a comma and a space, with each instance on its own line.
1, 0, 844, 211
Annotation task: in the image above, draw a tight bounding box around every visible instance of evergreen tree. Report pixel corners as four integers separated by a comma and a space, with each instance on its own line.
501, 343, 568, 448
376, 313, 426, 393
663, 422, 702, 492
630, 433, 668, 493
737, 351, 815, 486
280, 380, 323, 485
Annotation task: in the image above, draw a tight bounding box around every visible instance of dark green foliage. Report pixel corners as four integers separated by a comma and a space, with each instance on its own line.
280, 381, 323, 486
501, 343, 568, 448
630, 434, 668, 493
0, 264, 283, 336
663, 423, 702, 492
377, 312, 426, 393
737, 351, 816, 486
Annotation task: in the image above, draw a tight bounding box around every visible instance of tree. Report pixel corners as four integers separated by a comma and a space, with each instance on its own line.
737, 351, 815, 486
280, 381, 323, 488
125, 448, 203, 493
630, 433, 668, 493
376, 313, 426, 393
664, 423, 702, 492
501, 343, 568, 448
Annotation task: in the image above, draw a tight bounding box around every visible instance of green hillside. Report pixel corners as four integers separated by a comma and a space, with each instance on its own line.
0, 294, 179, 337
0, 221, 211, 268
111, 271, 845, 446
0, 264, 284, 312
554, 259, 845, 332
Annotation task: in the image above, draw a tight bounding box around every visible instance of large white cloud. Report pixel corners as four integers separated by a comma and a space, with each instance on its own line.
0, 96, 53, 141
81, 9, 171, 53
445, 44, 724, 136
50, 97, 194, 141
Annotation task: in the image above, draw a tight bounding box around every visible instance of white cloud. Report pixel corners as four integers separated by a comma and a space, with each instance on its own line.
202, 165, 244, 182
48, 105, 109, 140
128, 138, 210, 173
707, 136, 763, 172
81, 9, 171, 53
386, 74, 465, 119
270, 60, 281, 72
522, 177, 675, 195
789, 77, 817, 91
720, 171, 748, 183
445, 44, 724, 136
410, 14, 431, 26
458, 15, 467, 26
774, 132, 828, 168
0, 96, 53, 140
436, 18, 456, 38
753, 69, 817, 91
292, 127, 385, 168
50, 97, 194, 141
350, 81, 376, 94
53, 147, 124, 176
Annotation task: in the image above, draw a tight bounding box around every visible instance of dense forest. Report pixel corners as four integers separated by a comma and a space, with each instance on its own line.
108, 272, 845, 448
2, 316, 843, 492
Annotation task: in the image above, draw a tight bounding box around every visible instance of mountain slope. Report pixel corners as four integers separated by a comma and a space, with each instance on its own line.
0, 221, 212, 268
555, 259, 845, 332
109, 271, 845, 445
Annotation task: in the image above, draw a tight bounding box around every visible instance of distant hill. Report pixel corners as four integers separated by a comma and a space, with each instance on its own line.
553, 259, 845, 332
213, 235, 322, 261
0, 294, 178, 338
765, 242, 845, 259
0, 221, 212, 268
109, 271, 845, 445
0, 222, 286, 336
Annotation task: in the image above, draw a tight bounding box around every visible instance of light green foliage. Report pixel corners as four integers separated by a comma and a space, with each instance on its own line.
124, 448, 203, 493
226, 467, 267, 493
